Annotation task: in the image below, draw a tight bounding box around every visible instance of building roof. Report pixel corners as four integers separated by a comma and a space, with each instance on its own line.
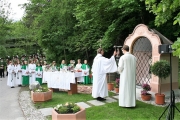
150, 29, 173, 44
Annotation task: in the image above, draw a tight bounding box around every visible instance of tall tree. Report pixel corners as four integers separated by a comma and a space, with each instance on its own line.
144, 0, 180, 57
0, 0, 12, 58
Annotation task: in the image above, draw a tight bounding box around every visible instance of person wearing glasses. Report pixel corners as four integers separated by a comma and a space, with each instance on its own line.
118, 45, 137, 107
91, 48, 117, 101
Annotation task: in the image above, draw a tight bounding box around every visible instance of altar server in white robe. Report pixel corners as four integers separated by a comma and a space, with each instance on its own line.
28, 60, 36, 84
7, 61, 15, 88
92, 48, 117, 101
16, 60, 22, 86
75, 59, 83, 83
118, 45, 137, 107
13, 61, 18, 86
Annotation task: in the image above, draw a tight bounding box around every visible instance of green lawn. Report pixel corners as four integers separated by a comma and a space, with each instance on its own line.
30, 84, 180, 120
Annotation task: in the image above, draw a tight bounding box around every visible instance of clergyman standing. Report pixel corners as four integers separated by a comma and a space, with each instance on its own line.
92, 48, 117, 101
118, 45, 137, 107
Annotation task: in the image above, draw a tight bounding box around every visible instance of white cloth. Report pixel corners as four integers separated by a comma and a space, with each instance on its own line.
15, 64, 22, 85
118, 52, 136, 107
42, 65, 46, 71
7, 65, 15, 87
75, 63, 84, 82
22, 65, 29, 76
75, 63, 82, 70
82, 65, 89, 76
28, 64, 36, 84
36, 68, 42, 78
91, 54, 117, 98
43, 71, 85, 90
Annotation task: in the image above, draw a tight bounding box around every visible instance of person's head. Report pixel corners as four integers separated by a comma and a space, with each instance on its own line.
44, 61, 47, 65
9, 61, 12, 65
37, 62, 40, 66
121, 45, 129, 54
52, 61, 56, 65
24, 61, 28, 65
14, 60, 18, 65
97, 48, 104, 55
77, 59, 81, 64
62, 60, 65, 64
84, 60, 87, 64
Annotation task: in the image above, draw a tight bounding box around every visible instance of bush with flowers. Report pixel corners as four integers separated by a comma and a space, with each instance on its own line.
115, 78, 120, 88
141, 83, 151, 95
54, 102, 81, 114
34, 87, 49, 92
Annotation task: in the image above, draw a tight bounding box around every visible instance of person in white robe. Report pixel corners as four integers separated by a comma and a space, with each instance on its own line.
118, 45, 137, 107
92, 48, 117, 101
75, 59, 84, 83
28, 60, 36, 85
7, 61, 15, 88
13, 61, 18, 86
16, 60, 22, 86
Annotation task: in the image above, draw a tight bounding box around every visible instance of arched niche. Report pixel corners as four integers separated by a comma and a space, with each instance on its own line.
124, 24, 179, 93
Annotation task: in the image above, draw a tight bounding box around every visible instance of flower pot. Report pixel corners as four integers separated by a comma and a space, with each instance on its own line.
155, 93, 165, 105
107, 83, 114, 91
31, 90, 52, 102
52, 107, 86, 120
141, 94, 151, 101
115, 87, 119, 93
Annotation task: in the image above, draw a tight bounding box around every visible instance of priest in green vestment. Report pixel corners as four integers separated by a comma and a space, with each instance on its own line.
81, 60, 91, 84
35, 62, 43, 85
21, 61, 29, 86
60, 60, 67, 70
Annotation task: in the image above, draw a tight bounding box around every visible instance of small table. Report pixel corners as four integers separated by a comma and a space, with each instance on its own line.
43, 71, 84, 95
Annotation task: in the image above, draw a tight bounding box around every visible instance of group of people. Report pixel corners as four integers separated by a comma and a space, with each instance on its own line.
5, 56, 92, 88
7, 60, 43, 88
92, 45, 137, 108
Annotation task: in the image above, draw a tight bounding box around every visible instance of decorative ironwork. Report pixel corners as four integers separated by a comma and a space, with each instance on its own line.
132, 37, 152, 86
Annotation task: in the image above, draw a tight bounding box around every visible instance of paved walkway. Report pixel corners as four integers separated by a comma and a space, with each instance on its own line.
0, 76, 25, 120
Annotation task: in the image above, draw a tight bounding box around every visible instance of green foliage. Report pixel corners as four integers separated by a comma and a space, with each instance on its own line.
54, 102, 80, 114
150, 60, 170, 79
0, 45, 7, 58
172, 38, 180, 58
150, 60, 170, 94
145, 0, 180, 26
34, 87, 49, 92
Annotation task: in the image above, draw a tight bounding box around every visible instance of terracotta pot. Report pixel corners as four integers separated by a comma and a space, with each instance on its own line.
141, 94, 151, 101
107, 83, 114, 91
31, 90, 52, 102
115, 87, 119, 93
155, 93, 165, 105
52, 107, 86, 120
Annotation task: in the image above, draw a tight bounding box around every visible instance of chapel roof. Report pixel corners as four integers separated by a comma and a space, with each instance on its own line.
149, 29, 173, 44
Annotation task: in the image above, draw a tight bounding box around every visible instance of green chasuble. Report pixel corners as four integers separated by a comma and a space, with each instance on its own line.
60, 64, 67, 69
21, 65, 29, 85
81, 64, 91, 84
36, 66, 43, 85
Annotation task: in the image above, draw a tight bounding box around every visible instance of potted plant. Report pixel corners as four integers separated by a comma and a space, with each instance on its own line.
31, 87, 52, 102
107, 73, 114, 91
141, 83, 151, 101
150, 60, 170, 105
114, 78, 120, 93
52, 102, 86, 120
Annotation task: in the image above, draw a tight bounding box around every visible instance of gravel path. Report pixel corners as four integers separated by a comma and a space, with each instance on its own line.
19, 91, 47, 120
